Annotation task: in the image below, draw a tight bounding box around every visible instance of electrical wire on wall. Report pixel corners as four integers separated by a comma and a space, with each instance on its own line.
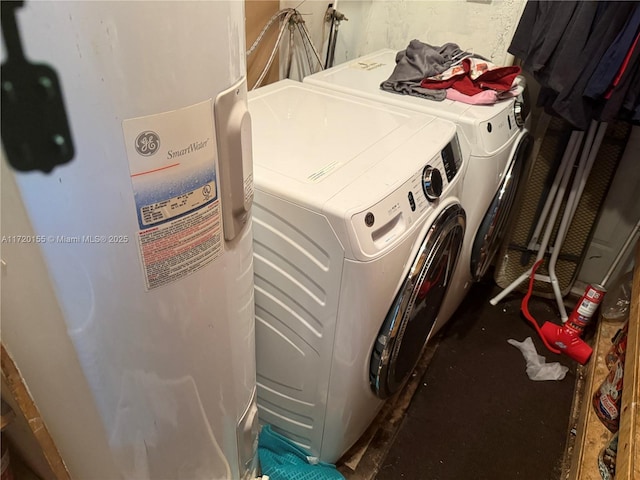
247, 8, 324, 90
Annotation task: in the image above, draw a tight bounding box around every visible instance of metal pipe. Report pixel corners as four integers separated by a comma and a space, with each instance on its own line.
601, 219, 640, 287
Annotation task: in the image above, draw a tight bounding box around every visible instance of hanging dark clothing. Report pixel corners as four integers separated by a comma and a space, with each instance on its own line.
539, 2, 601, 94
550, 2, 636, 129
508, 0, 640, 129
508, 1, 579, 76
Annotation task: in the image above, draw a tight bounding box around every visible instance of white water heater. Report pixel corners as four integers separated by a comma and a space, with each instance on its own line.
1, 2, 257, 479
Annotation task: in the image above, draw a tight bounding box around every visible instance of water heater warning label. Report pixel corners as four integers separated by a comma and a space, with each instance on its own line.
140, 182, 216, 226
139, 202, 222, 289
123, 100, 223, 290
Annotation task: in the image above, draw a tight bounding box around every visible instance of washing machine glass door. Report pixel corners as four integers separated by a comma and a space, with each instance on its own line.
370, 203, 465, 399
471, 132, 533, 281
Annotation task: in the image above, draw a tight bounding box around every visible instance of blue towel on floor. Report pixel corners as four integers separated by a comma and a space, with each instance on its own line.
258, 425, 345, 480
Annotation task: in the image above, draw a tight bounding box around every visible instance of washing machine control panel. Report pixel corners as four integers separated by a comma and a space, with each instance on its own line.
440, 135, 463, 182
350, 138, 461, 257
422, 166, 443, 201
422, 135, 462, 201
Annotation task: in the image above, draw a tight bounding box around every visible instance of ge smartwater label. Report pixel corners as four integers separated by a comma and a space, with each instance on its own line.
123, 100, 223, 290
139, 182, 216, 226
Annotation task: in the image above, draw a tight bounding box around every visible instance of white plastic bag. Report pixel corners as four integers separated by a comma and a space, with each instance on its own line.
508, 337, 569, 381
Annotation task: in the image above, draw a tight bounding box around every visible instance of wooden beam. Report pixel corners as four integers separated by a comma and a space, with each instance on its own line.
616, 240, 639, 479
1, 343, 70, 480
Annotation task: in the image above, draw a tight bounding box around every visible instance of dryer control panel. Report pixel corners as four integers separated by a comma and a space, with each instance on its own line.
350, 136, 462, 259
440, 134, 463, 182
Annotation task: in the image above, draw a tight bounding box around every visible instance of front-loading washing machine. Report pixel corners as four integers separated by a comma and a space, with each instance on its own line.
304, 49, 532, 335
248, 80, 466, 462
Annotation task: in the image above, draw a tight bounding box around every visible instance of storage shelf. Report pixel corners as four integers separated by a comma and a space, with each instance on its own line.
568, 242, 639, 480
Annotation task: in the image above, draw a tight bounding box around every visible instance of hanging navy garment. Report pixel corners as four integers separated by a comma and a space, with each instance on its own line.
597, 32, 640, 123
584, 4, 640, 100
620, 39, 640, 123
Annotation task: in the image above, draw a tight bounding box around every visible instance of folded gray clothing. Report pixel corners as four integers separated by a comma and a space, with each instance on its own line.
383, 82, 447, 101
380, 39, 478, 102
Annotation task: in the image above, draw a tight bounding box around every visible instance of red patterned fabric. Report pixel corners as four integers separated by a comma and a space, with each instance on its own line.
421, 58, 521, 96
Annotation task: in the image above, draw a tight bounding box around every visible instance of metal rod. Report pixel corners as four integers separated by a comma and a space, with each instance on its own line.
601, 219, 640, 287
527, 131, 583, 251
548, 121, 605, 320
490, 127, 584, 306
326, 21, 339, 68
324, 9, 335, 69
286, 23, 294, 79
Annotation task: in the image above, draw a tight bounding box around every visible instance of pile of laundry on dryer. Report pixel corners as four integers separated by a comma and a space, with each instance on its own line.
381, 39, 524, 105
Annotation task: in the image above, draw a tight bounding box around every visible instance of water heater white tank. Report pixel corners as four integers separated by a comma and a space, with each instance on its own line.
1, 2, 257, 479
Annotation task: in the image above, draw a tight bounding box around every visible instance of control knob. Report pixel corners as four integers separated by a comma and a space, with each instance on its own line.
422, 166, 443, 202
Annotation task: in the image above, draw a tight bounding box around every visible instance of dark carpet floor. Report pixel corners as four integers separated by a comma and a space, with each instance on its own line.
376, 278, 579, 480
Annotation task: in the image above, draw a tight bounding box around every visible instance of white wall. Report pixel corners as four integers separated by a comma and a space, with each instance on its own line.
577, 126, 640, 286
281, 0, 526, 79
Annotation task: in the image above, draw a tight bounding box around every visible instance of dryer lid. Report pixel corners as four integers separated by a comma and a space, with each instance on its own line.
248, 80, 457, 213
304, 49, 527, 157
304, 50, 471, 117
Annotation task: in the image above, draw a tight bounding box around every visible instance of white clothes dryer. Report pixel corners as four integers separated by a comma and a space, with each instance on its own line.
305, 49, 532, 335
248, 80, 466, 462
